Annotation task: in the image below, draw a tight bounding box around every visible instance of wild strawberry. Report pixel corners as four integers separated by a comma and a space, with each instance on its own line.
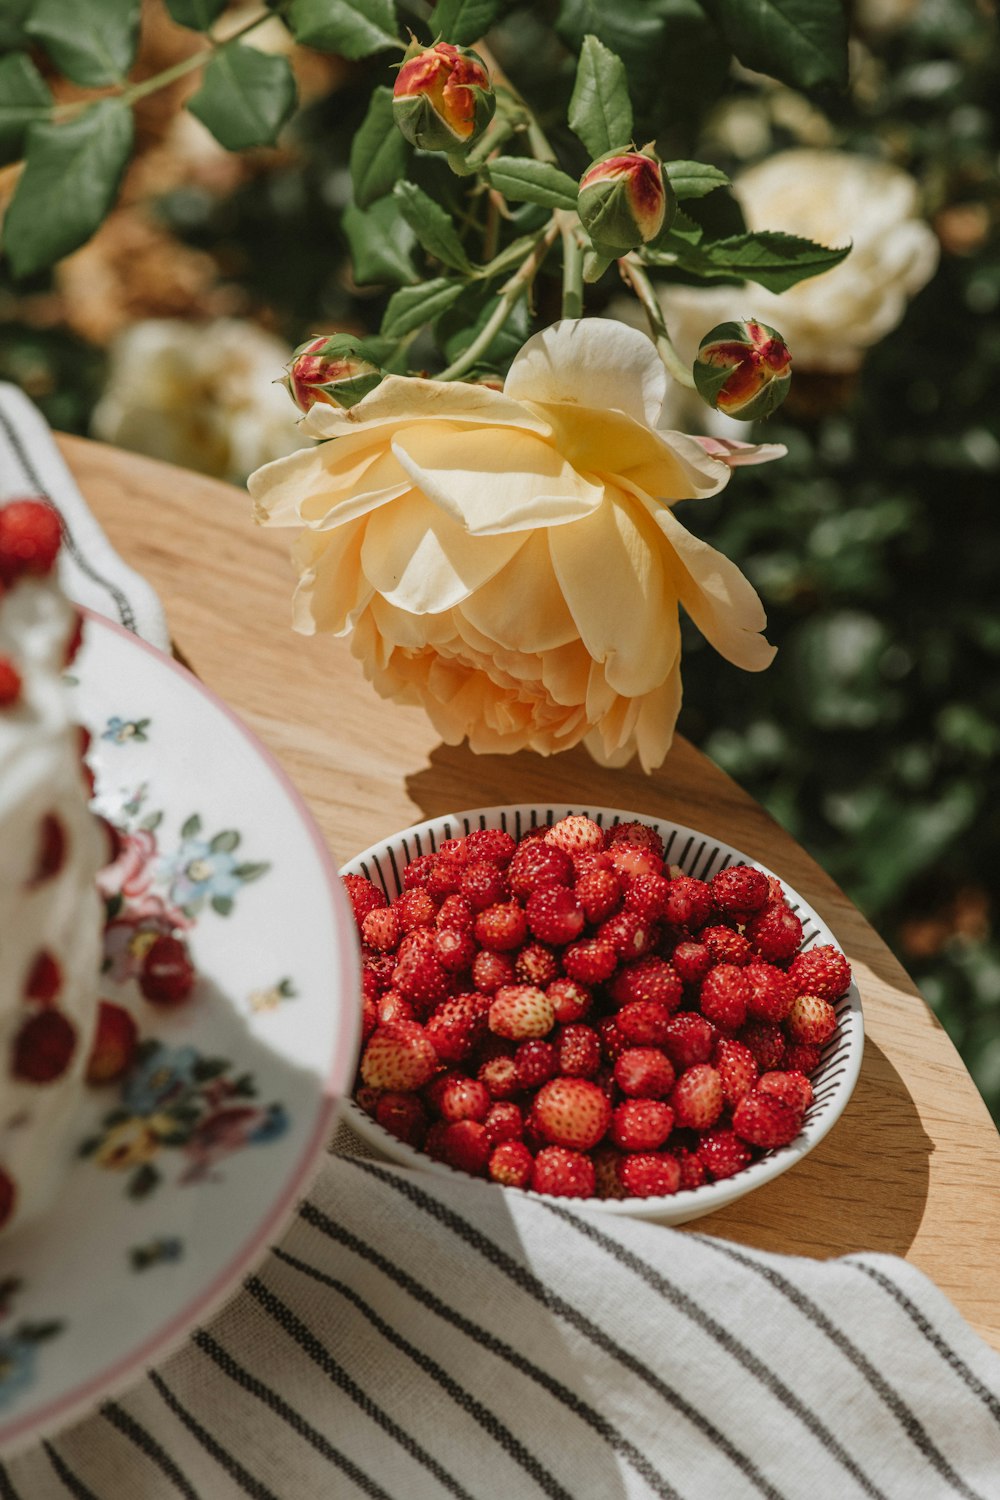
472, 949, 515, 994
436, 836, 467, 861
624, 872, 672, 921
531, 1146, 595, 1198
12, 1008, 77, 1082
362, 954, 394, 996
532, 1078, 611, 1151
701, 925, 753, 967
489, 984, 554, 1040
354, 1085, 380, 1117
361, 1021, 439, 1091
423, 1121, 450, 1162
484, 1100, 523, 1146
787, 945, 851, 1000
526, 884, 584, 945
783, 1041, 822, 1075
618, 1152, 680, 1198
597, 910, 653, 962
392, 944, 450, 1013
460, 861, 509, 911
85, 1000, 138, 1083
743, 961, 795, 1022
30, 814, 65, 884
672, 1146, 706, 1191
436, 893, 474, 931
670, 1064, 724, 1131
758, 1070, 814, 1113
464, 827, 516, 867
514, 1039, 558, 1089
713, 1038, 759, 1107
508, 839, 573, 897
613, 1046, 675, 1099
475, 901, 529, 952
375, 1092, 428, 1147
596, 1014, 627, 1062
607, 843, 663, 884
786, 994, 838, 1046
556, 1023, 601, 1078
402, 853, 436, 889
746, 904, 803, 962
732, 1091, 802, 1149
661, 1012, 717, 1070
697, 1127, 752, 1181
615, 1000, 673, 1047
427, 854, 465, 901
434, 927, 476, 973
362, 906, 400, 952
563, 938, 617, 984
699, 964, 750, 1032
477, 1053, 519, 1099
572, 848, 613, 880
0, 499, 62, 582
440, 1119, 491, 1174
0, 1170, 16, 1232
710, 864, 770, 916
489, 1140, 534, 1188
607, 821, 665, 857
738, 1019, 786, 1071
547, 976, 592, 1024
393, 888, 437, 932
545, 814, 605, 857
662, 876, 713, 930
377, 990, 414, 1025
575, 868, 621, 923
514, 942, 560, 988
0, 656, 22, 707
140, 935, 195, 1006
361, 994, 377, 1042
671, 941, 713, 985
592, 1145, 628, 1200
427, 1073, 490, 1123
342, 873, 387, 930
611, 1099, 674, 1151
610, 957, 682, 1011
425, 992, 488, 1063
24, 949, 62, 1004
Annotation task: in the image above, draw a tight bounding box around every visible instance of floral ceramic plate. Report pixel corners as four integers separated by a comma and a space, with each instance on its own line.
0, 613, 360, 1457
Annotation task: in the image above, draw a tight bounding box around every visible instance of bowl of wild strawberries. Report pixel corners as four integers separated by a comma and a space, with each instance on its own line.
340, 805, 863, 1222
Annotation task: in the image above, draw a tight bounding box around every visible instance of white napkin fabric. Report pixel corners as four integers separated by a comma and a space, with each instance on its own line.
4, 1148, 1000, 1500
0, 383, 171, 653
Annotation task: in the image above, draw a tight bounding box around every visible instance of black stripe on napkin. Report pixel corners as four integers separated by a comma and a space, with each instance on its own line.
101, 1400, 201, 1500
348, 1158, 785, 1500
287, 1211, 683, 1500
41, 1443, 99, 1500
0, 1465, 20, 1500
192, 1329, 391, 1500
245, 1275, 476, 1500
542, 1201, 889, 1500
149, 1370, 279, 1500
694, 1236, 990, 1500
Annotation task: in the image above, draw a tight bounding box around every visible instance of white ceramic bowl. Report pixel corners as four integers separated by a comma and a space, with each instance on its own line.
341, 804, 864, 1224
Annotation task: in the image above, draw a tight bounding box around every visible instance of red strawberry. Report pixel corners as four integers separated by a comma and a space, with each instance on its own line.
439, 1120, 491, 1174
615, 999, 673, 1047
671, 941, 713, 985
710, 864, 769, 916
85, 1000, 138, 1083
489, 1140, 534, 1187
514, 1039, 558, 1090
556, 1023, 601, 1078
342, 873, 387, 930
547, 977, 592, 1024
575, 868, 621, 923
699, 964, 750, 1032
662, 876, 713, 930
361, 994, 377, 1042
531, 1145, 596, 1198
436, 893, 474, 931
392, 888, 437, 932
489, 984, 554, 1040
670, 1063, 724, 1130
563, 938, 617, 984
783, 1041, 822, 1075
484, 1101, 523, 1146
697, 1127, 752, 1181
743, 961, 795, 1022
786, 994, 838, 1046
508, 839, 573, 898
362, 906, 400, 952
758, 1070, 814, 1113
713, 1038, 759, 1107
624, 872, 672, 922
618, 1152, 680, 1198
514, 942, 560, 988
592, 1145, 628, 1200
475, 901, 529, 952
607, 821, 665, 857
375, 1092, 428, 1147
477, 1054, 520, 1099
531, 1078, 611, 1151
787, 945, 851, 1000
611, 1099, 674, 1151
613, 1046, 675, 1099
526, 884, 584, 945
12, 1008, 77, 1082
463, 827, 516, 867
596, 1014, 627, 1062
460, 861, 509, 911
427, 854, 465, 901
672, 1146, 706, 1191
402, 853, 436, 889
140, 935, 195, 1006
24, 949, 62, 1004
425, 992, 488, 1063
392, 940, 450, 1012
739, 1019, 786, 1071
607, 843, 663, 884
610, 957, 683, 1011
661, 1012, 717, 1069
427, 1073, 491, 1123
377, 990, 416, 1025
434, 927, 476, 973
471, 949, 515, 994
732, 1091, 802, 1149
0, 499, 62, 583
700, 925, 753, 967
361, 1021, 439, 1091
746, 904, 804, 962
0, 656, 22, 707
544, 814, 605, 857
596, 910, 654, 962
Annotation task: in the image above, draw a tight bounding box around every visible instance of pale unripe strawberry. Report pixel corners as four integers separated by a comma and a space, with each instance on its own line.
578, 148, 674, 252
360, 1021, 439, 1091
693, 319, 792, 421
489, 984, 554, 1040
392, 40, 495, 152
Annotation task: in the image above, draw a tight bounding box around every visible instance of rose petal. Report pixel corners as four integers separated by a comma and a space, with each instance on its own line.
458, 532, 579, 653
505, 318, 668, 428
653, 505, 776, 671
361, 495, 526, 614
689, 435, 788, 468
541, 405, 730, 501
300, 373, 551, 441
290, 520, 373, 636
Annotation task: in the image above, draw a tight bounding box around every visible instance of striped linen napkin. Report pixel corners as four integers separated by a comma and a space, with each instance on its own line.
2, 383, 1000, 1498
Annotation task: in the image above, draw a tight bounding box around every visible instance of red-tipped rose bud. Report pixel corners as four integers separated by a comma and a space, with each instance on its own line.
392, 41, 495, 153
577, 148, 673, 253
283, 334, 383, 414
693, 319, 792, 421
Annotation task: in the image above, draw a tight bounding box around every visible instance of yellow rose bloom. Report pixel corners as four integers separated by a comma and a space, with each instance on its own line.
248, 318, 781, 771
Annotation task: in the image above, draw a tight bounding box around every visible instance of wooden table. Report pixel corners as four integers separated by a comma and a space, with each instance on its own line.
58, 433, 1000, 1355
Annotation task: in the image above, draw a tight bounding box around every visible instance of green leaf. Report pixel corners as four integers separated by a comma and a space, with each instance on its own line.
664, 160, 730, 200
393, 180, 474, 273
187, 45, 297, 150
0, 0, 34, 51
701, 0, 848, 91
429, 0, 501, 45
26, 0, 141, 87
211, 894, 234, 916
568, 33, 633, 158
646, 224, 850, 293
165, 0, 229, 28
437, 283, 530, 366
287, 0, 400, 59
350, 86, 410, 210
234, 861, 270, 881
381, 276, 466, 338
181, 813, 203, 839
0, 54, 52, 167
3, 102, 134, 279
484, 157, 578, 211
342, 195, 419, 285
210, 829, 241, 852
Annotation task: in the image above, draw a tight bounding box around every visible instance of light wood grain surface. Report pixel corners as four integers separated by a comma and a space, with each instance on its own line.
57, 432, 1000, 1354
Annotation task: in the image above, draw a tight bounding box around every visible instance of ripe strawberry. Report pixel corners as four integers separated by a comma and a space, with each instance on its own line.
743, 961, 795, 1022
12, 1008, 77, 1082
556, 1023, 601, 1078
475, 901, 529, 952
610, 958, 683, 1011
596, 910, 653, 962
607, 821, 665, 857
592, 1145, 628, 1200
375, 1092, 428, 1148
86, 1000, 138, 1083
672, 1146, 706, 1191
484, 1101, 523, 1146
547, 977, 592, 1024
392, 943, 450, 1013
738, 1019, 786, 1071
426, 1072, 490, 1123
607, 843, 663, 884
662, 876, 713, 931
342, 873, 387, 930
464, 827, 516, 867
434, 927, 476, 973
378, 990, 415, 1025
425, 992, 488, 1063
402, 853, 436, 889
0, 656, 22, 707
544, 814, 605, 857
662, 1012, 717, 1069
783, 1041, 822, 1075
471, 949, 515, 994
427, 854, 465, 901
361, 994, 377, 1042
596, 1014, 627, 1062
700, 925, 753, 967
611, 1099, 674, 1151
24, 949, 62, 1004
436, 893, 474, 931
786, 994, 838, 1046
511, 942, 556, 988
508, 839, 573, 898
489, 1140, 534, 1187
440, 1119, 491, 1174
624, 873, 672, 922
0, 499, 62, 583
514, 1039, 558, 1090
575, 868, 621, 923
526, 884, 584, 945
362, 906, 400, 952
477, 1054, 519, 1099
393, 888, 437, 932
758, 1070, 814, 1113
699, 964, 750, 1033
362, 954, 394, 996
531, 1145, 596, 1198
670, 1064, 724, 1131
531, 1078, 611, 1151
671, 941, 713, 986
563, 937, 617, 984
460, 861, 509, 911
613, 1046, 675, 1099
713, 1038, 759, 1108
615, 999, 673, 1047
710, 864, 769, 916
140, 935, 195, 1006
361, 1021, 439, 1091
732, 1091, 802, 1149
787, 945, 851, 1000
746, 904, 803, 962
697, 1127, 752, 1181
489, 984, 554, 1040
618, 1152, 680, 1198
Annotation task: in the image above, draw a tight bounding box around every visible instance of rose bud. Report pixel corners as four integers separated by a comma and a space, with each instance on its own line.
693, 319, 792, 421
392, 41, 495, 154
283, 334, 383, 414
577, 148, 674, 253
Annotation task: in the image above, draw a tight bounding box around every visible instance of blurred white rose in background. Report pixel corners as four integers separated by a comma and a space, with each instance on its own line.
91, 318, 309, 483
